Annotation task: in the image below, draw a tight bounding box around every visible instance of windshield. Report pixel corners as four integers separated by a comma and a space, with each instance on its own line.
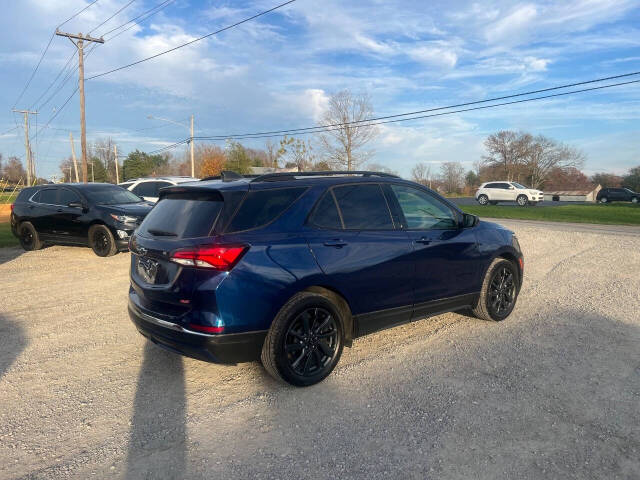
85, 186, 144, 205
512, 182, 528, 189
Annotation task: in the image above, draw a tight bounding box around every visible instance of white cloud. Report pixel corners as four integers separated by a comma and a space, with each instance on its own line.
408, 45, 459, 69
484, 4, 538, 44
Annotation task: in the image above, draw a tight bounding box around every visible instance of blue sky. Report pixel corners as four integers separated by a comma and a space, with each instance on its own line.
1, 0, 639, 180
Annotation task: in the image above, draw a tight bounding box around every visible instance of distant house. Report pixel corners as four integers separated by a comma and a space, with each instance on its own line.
544, 185, 601, 202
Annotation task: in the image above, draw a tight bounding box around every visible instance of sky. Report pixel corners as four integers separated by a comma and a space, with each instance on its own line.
1, 0, 639, 181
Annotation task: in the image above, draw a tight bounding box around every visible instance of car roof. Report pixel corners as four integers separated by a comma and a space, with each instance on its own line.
123, 176, 198, 183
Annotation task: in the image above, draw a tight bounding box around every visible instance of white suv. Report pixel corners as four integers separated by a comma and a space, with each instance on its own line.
119, 176, 198, 203
475, 181, 544, 206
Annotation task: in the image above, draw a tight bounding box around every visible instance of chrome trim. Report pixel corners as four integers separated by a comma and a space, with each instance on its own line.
130, 302, 215, 337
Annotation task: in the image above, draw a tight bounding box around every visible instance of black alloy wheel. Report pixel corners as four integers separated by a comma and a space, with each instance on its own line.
488, 266, 516, 316
284, 307, 339, 377
89, 225, 117, 257
18, 222, 41, 251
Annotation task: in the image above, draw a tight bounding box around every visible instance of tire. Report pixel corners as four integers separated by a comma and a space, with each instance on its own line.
600, 197, 608, 204
88, 225, 118, 257
516, 195, 529, 207
261, 291, 344, 387
632, 197, 638, 204
18, 222, 42, 251
489, 201, 498, 205
477, 194, 489, 205
472, 258, 520, 322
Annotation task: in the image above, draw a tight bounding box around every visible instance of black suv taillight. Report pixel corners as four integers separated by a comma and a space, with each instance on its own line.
170, 245, 247, 270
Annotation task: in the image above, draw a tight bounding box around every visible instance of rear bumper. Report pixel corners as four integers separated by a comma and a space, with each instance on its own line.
128, 297, 267, 364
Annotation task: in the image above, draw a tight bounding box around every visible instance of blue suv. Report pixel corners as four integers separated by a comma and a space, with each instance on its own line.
128, 171, 523, 386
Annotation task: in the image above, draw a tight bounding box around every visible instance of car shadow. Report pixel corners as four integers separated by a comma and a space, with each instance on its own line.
0, 314, 28, 382
125, 341, 187, 479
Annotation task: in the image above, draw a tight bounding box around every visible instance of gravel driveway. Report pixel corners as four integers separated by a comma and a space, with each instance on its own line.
1, 221, 639, 479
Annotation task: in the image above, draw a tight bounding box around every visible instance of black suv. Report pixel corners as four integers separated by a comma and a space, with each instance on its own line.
11, 183, 153, 256
129, 171, 524, 386
597, 187, 639, 204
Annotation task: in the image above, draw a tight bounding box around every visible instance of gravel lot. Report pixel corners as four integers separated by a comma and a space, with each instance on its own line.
1, 220, 639, 479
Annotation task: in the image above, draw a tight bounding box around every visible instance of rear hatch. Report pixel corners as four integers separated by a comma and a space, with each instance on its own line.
129, 189, 227, 318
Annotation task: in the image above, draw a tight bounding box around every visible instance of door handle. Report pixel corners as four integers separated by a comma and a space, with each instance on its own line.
323, 239, 347, 248
56, 208, 63, 212
415, 237, 431, 245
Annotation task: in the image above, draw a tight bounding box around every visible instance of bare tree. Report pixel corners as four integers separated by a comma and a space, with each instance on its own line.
317, 90, 378, 170
264, 139, 281, 168
279, 136, 314, 171
483, 131, 531, 180
440, 161, 465, 194
411, 162, 433, 187
524, 135, 584, 189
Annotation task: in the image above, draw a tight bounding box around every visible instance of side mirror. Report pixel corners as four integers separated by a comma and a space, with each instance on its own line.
462, 213, 479, 228
509, 185, 515, 190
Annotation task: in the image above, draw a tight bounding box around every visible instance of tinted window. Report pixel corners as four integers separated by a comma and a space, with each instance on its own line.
39, 188, 58, 204
227, 188, 307, 232
309, 191, 342, 229
84, 186, 143, 205
58, 188, 81, 205
139, 194, 222, 239
132, 182, 159, 197
497, 183, 512, 189
16, 188, 36, 202
333, 184, 393, 230
484, 183, 497, 189
391, 184, 457, 230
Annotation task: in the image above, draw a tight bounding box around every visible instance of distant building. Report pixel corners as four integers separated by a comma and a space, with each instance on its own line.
543, 185, 601, 202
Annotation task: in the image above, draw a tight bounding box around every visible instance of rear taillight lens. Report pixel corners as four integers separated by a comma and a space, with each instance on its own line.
170, 245, 247, 270
10, 204, 14, 212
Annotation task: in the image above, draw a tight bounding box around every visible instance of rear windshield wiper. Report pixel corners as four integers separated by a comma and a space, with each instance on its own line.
147, 229, 177, 237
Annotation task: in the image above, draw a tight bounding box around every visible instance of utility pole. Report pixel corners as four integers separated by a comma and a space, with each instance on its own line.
12, 109, 38, 185
69, 132, 79, 182
55, 30, 104, 183
114, 144, 119, 183
190, 114, 195, 177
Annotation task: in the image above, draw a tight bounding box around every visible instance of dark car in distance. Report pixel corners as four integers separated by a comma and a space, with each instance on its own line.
11, 183, 153, 256
128, 171, 524, 386
596, 187, 640, 204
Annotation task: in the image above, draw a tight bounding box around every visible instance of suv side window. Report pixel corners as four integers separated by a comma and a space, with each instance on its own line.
309, 191, 342, 229
58, 188, 81, 206
226, 187, 307, 232
332, 184, 393, 230
497, 183, 511, 189
132, 182, 159, 197
391, 184, 458, 230
39, 188, 59, 205
484, 183, 496, 189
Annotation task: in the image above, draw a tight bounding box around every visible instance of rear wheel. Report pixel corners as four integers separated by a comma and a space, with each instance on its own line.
472, 258, 519, 322
632, 197, 638, 204
600, 196, 608, 204
261, 292, 344, 387
89, 225, 117, 257
517, 195, 529, 207
18, 222, 42, 251
477, 194, 489, 205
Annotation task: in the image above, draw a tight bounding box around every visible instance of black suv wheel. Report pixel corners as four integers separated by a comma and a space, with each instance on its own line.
472, 258, 520, 321
89, 225, 118, 257
261, 292, 344, 386
18, 222, 42, 251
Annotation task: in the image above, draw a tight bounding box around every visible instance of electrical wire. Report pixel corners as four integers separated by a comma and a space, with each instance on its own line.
88, 0, 136, 35
86, 0, 297, 80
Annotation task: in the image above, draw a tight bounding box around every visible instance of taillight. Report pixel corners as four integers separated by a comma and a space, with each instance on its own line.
10, 204, 14, 212
170, 245, 247, 270
188, 323, 224, 333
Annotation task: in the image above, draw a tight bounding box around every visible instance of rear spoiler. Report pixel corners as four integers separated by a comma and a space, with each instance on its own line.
158, 185, 224, 202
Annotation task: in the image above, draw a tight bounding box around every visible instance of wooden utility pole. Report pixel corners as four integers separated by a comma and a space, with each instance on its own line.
114, 144, 119, 183
69, 132, 79, 182
190, 114, 195, 177
55, 30, 104, 183
12, 109, 38, 185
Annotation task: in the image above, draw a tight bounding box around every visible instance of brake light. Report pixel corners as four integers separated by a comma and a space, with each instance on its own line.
170, 245, 247, 270
10, 204, 14, 212
188, 323, 224, 333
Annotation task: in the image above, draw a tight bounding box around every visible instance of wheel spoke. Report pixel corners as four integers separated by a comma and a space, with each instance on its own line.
317, 339, 333, 357
291, 350, 306, 370
302, 351, 313, 375
313, 315, 331, 334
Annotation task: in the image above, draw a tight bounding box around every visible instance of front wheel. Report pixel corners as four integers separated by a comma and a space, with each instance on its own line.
18, 222, 42, 251
600, 197, 608, 204
261, 292, 344, 387
517, 195, 529, 207
477, 194, 489, 205
632, 197, 638, 204
472, 258, 520, 322
88, 225, 118, 257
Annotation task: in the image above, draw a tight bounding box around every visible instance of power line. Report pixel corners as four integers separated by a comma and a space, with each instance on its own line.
102, 0, 176, 40
11, 0, 101, 109
195, 71, 640, 140
86, 0, 297, 80
0, 126, 20, 136
88, 0, 136, 35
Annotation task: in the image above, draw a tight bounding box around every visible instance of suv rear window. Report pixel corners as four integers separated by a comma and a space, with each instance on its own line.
139, 192, 223, 238
226, 187, 307, 232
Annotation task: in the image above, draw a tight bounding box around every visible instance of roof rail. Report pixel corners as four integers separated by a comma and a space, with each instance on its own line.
200, 170, 260, 182
251, 170, 401, 182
